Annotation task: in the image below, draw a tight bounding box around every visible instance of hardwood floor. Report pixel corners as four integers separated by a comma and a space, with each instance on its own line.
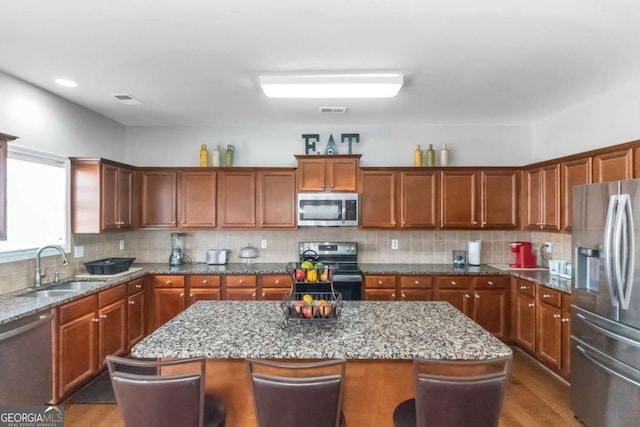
63, 348, 581, 427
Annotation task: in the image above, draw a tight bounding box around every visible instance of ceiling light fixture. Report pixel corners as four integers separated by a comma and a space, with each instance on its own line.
259, 74, 403, 98
54, 78, 77, 88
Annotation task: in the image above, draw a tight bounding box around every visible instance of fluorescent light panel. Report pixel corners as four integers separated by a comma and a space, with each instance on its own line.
55, 78, 77, 88
260, 74, 403, 98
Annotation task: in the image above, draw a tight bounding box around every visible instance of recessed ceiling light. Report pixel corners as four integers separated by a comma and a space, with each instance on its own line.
259, 74, 403, 98
54, 78, 77, 88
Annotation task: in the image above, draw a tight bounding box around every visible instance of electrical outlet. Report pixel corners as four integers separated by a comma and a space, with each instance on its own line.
391, 239, 399, 250
261, 239, 268, 249
74, 245, 84, 258
545, 242, 553, 253
119, 240, 125, 251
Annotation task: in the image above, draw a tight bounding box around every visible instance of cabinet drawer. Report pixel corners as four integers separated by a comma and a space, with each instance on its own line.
365, 276, 396, 289
517, 280, 536, 297
189, 275, 221, 288
436, 276, 470, 289
127, 278, 145, 295
539, 287, 562, 308
226, 275, 257, 288
400, 275, 432, 288
473, 276, 509, 289
153, 275, 184, 288
58, 294, 97, 324
261, 274, 292, 288
99, 284, 126, 307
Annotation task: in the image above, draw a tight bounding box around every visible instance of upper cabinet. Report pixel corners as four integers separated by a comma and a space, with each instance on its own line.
0, 133, 18, 240
71, 158, 136, 233
257, 170, 296, 229
360, 170, 397, 228
295, 155, 360, 192
441, 169, 518, 229
523, 164, 561, 231
217, 171, 256, 228
179, 171, 217, 228
561, 157, 591, 231
399, 170, 438, 229
139, 169, 178, 228
592, 148, 633, 183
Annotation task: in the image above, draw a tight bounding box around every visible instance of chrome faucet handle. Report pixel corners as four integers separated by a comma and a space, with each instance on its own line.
54, 272, 60, 283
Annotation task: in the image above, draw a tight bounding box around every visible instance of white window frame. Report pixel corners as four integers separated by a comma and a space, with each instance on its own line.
0, 146, 71, 263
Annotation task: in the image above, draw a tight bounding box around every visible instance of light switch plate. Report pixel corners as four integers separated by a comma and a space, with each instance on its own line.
391, 239, 399, 250
74, 245, 84, 258
119, 240, 125, 251
261, 239, 268, 249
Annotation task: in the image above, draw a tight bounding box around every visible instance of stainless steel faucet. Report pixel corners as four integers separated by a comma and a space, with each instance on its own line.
35, 245, 70, 287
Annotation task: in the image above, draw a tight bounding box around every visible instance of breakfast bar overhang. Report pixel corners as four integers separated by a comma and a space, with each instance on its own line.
131, 300, 512, 426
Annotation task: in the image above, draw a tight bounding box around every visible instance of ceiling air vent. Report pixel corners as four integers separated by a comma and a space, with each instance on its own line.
319, 107, 347, 114
112, 94, 144, 105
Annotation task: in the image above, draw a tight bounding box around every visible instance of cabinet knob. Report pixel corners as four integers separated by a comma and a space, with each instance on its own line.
414, 280, 419, 285
239, 280, 244, 284
252, 292, 256, 297
391, 293, 396, 299
561, 318, 570, 323
180, 221, 185, 224
100, 314, 108, 319
129, 300, 135, 305
528, 303, 535, 307
401, 293, 406, 299
465, 294, 471, 298
189, 293, 194, 298
179, 292, 184, 297
202, 280, 208, 284
135, 284, 142, 288
275, 279, 280, 284
543, 294, 551, 298
553, 314, 561, 319
331, 184, 335, 188
262, 292, 266, 297
166, 281, 172, 285
488, 281, 493, 285
475, 294, 480, 299
92, 318, 100, 323
520, 286, 528, 290
451, 281, 457, 286
482, 221, 487, 225
378, 280, 383, 286
472, 221, 478, 225
322, 184, 325, 189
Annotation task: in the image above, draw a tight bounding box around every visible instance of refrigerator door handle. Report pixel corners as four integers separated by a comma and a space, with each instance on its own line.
619, 194, 635, 310
576, 344, 640, 388
577, 312, 640, 349
605, 194, 619, 307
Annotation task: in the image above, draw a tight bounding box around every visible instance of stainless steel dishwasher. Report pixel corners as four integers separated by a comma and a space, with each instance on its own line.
0, 309, 54, 405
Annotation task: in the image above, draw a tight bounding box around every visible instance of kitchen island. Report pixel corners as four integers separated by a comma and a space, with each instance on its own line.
132, 300, 511, 426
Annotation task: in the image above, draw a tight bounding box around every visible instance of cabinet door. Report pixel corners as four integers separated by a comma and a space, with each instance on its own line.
179, 171, 216, 228
260, 288, 291, 300
258, 170, 296, 228
360, 170, 397, 228
399, 171, 438, 228
297, 158, 326, 191
365, 289, 398, 301
436, 290, 471, 315
98, 298, 127, 366
537, 303, 562, 370
140, 170, 177, 227
127, 291, 146, 349
440, 170, 477, 228
116, 167, 134, 228
101, 164, 119, 230
58, 312, 98, 396
473, 289, 509, 340
523, 168, 542, 229
515, 293, 536, 354
218, 171, 256, 228
400, 288, 432, 301
593, 148, 633, 183
562, 157, 591, 231
541, 164, 561, 231
152, 288, 186, 330
226, 288, 258, 300
481, 170, 518, 229
328, 158, 358, 191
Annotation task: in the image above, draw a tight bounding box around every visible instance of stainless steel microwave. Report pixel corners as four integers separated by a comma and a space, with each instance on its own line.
297, 193, 359, 226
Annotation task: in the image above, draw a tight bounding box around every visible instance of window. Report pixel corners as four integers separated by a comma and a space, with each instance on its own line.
0, 146, 69, 261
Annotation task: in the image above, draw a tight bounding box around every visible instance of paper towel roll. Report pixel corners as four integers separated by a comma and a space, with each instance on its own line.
468, 240, 481, 266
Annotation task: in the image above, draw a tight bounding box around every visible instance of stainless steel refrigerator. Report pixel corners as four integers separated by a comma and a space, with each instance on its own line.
571, 179, 640, 427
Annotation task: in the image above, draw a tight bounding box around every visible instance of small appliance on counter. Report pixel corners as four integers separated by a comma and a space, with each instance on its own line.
238, 243, 259, 265
452, 250, 466, 267
206, 249, 230, 265
509, 241, 537, 268
467, 240, 482, 266
169, 232, 186, 266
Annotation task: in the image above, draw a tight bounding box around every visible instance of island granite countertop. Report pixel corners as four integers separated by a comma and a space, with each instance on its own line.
130, 300, 512, 360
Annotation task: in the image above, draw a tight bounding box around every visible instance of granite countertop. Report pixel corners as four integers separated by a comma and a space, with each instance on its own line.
131, 300, 512, 360
0, 262, 571, 326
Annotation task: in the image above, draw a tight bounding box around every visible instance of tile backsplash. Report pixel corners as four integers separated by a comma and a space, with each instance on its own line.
0, 229, 572, 295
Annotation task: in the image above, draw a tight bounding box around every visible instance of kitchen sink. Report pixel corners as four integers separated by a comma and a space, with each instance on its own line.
50, 281, 105, 291
21, 280, 107, 298
33, 289, 81, 298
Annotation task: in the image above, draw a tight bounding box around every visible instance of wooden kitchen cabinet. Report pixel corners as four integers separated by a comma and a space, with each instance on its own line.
188, 275, 222, 303
440, 169, 518, 229
592, 148, 632, 183
126, 278, 147, 349
259, 274, 292, 300
151, 275, 186, 330
257, 170, 296, 229
139, 169, 178, 227
399, 275, 433, 300
562, 157, 592, 231
434, 276, 471, 315
513, 279, 536, 355
359, 170, 397, 228
71, 158, 135, 233
364, 275, 398, 300
179, 171, 217, 228
399, 170, 438, 229
523, 164, 561, 231
561, 293, 571, 378
57, 284, 127, 399
296, 155, 360, 192
217, 171, 257, 228
471, 276, 510, 340
225, 275, 258, 300
536, 287, 563, 372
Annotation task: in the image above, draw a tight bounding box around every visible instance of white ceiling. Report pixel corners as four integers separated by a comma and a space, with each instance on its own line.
2, 0, 640, 127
